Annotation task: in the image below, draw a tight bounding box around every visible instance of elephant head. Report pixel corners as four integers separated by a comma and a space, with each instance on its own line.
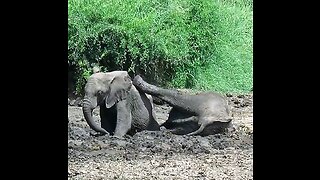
82, 71, 132, 134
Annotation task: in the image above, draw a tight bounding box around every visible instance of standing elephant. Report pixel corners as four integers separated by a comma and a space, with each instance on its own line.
82, 71, 160, 138
133, 75, 232, 136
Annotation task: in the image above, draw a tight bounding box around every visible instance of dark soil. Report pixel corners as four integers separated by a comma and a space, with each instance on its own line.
68, 93, 253, 180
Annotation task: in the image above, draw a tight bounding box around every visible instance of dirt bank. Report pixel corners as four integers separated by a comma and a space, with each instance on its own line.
68, 93, 253, 180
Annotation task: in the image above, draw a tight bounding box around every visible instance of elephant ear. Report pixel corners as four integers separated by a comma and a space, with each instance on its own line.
106, 75, 132, 108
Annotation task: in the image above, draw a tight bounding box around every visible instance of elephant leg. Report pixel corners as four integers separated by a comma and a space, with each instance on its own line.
185, 116, 211, 136
100, 104, 117, 135
121, 86, 160, 133
162, 116, 198, 129
113, 100, 132, 138
135, 88, 160, 131
163, 108, 199, 135
186, 122, 207, 136
145, 93, 160, 130
163, 108, 197, 127
133, 75, 199, 114
185, 117, 231, 136
170, 116, 198, 123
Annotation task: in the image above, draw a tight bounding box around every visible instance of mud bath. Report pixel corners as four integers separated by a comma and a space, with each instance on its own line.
68, 93, 253, 179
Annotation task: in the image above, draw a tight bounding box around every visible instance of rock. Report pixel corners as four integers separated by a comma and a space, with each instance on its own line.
74, 97, 83, 107
69, 99, 76, 106
68, 97, 83, 106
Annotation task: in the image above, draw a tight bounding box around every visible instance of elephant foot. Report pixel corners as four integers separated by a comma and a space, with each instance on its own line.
133, 75, 152, 92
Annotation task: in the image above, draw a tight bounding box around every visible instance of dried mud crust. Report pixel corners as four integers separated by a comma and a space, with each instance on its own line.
68, 93, 253, 180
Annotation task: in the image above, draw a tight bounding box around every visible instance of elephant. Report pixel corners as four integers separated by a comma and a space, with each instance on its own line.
132, 75, 233, 136
82, 71, 160, 138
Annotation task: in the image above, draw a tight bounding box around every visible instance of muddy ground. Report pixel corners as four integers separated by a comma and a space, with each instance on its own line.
68, 93, 253, 180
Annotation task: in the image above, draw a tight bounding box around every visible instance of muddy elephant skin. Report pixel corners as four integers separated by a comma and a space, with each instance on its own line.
82, 71, 160, 138
133, 75, 232, 136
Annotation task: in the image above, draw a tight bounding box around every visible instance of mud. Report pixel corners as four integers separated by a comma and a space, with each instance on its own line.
68, 93, 253, 179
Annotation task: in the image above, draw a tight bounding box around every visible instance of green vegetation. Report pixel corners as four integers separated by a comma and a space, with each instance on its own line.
68, 0, 253, 95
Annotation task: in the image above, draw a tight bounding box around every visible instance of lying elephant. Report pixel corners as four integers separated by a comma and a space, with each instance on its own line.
133, 75, 232, 136
82, 71, 160, 138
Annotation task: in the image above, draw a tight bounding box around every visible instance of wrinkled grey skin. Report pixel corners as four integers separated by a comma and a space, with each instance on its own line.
82, 71, 160, 138
133, 75, 232, 136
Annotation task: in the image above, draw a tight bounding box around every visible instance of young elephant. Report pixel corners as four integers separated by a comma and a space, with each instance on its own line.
133, 75, 232, 136
82, 71, 160, 138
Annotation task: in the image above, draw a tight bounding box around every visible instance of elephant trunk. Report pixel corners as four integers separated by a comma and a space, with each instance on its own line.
82, 98, 108, 134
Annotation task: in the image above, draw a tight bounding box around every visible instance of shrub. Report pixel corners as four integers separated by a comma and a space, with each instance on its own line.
68, 0, 253, 95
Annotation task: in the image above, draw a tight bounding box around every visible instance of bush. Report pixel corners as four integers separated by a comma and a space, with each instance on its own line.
68, 0, 253, 95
